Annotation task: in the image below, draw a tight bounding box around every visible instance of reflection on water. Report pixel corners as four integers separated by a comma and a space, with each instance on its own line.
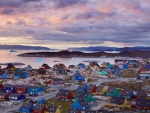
0, 50, 116, 69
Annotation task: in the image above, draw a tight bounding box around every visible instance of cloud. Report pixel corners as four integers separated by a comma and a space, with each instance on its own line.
23, 0, 40, 3
0, 9, 14, 14
16, 20, 26, 26
54, 0, 87, 8
0, 0, 22, 7
0, 0, 150, 48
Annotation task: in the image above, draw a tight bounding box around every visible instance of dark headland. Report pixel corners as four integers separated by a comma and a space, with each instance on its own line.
18, 50, 150, 58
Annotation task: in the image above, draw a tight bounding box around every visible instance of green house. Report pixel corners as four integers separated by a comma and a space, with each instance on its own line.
105, 87, 118, 96
75, 92, 96, 102
99, 70, 107, 75
106, 63, 112, 69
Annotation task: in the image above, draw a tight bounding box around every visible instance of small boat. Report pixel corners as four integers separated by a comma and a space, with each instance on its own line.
53, 60, 60, 62
9, 49, 18, 52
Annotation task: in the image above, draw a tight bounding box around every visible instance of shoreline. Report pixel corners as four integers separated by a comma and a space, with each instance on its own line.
17, 50, 145, 59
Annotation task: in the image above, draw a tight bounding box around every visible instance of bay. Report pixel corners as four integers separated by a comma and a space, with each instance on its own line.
0, 50, 117, 69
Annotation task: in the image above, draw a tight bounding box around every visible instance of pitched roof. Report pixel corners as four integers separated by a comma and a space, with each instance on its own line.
68, 108, 80, 113
26, 65, 32, 69
0, 92, 9, 96
78, 83, 87, 89
73, 73, 83, 77
27, 86, 40, 89
96, 85, 105, 93
110, 97, 125, 105
136, 99, 150, 107
107, 87, 116, 94
87, 84, 96, 91
57, 89, 71, 97
68, 65, 75, 68
14, 72, 27, 75
89, 62, 99, 67
15, 85, 28, 88
21, 102, 33, 109
122, 89, 133, 96
52, 78, 64, 82
137, 89, 146, 98
76, 92, 89, 99
33, 103, 45, 111
85, 110, 97, 113
78, 99, 89, 107
4, 84, 16, 88
46, 106, 57, 112
9, 93, 23, 97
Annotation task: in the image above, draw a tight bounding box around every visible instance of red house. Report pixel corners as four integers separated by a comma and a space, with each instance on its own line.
45, 78, 64, 89
0, 84, 3, 91
0, 92, 10, 100
41, 63, 50, 69
87, 84, 97, 93
56, 89, 74, 100
131, 99, 150, 111
15, 85, 27, 94
32, 103, 47, 113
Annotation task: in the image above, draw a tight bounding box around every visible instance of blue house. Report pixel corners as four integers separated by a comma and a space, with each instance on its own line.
81, 64, 86, 68
3, 85, 16, 93
15, 68, 22, 72
78, 63, 86, 68
72, 99, 91, 111
72, 73, 85, 82
121, 89, 134, 99
0, 71, 10, 78
14, 71, 28, 78
19, 102, 34, 113
112, 69, 121, 77
27, 86, 44, 96
77, 83, 88, 92
38, 99, 46, 104
9, 93, 25, 101
106, 63, 112, 69
123, 64, 128, 70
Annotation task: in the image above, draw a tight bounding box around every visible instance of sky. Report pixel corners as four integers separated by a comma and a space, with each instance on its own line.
0, 0, 150, 49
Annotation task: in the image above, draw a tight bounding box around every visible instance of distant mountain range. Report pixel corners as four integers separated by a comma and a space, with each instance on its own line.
0, 45, 51, 50
68, 46, 150, 52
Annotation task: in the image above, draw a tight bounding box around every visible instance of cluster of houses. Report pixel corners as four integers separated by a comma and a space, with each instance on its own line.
54, 82, 150, 112
0, 61, 123, 79
0, 84, 44, 101
19, 101, 115, 113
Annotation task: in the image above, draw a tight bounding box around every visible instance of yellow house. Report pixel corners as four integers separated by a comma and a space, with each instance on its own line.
44, 106, 60, 113
106, 96, 128, 108
92, 85, 107, 95
9, 65, 16, 71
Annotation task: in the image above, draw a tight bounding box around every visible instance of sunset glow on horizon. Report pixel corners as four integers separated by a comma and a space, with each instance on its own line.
0, 0, 150, 49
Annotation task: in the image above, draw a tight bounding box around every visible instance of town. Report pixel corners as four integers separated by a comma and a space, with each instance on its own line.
0, 58, 150, 113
